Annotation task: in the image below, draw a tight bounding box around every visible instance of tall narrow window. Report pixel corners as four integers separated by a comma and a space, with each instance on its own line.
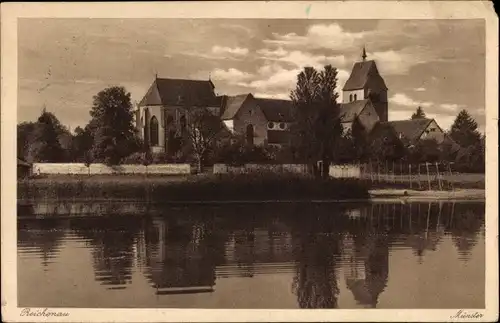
180, 115, 187, 133
349, 94, 353, 102
354, 94, 357, 101
150, 116, 159, 146
246, 124, 254, 146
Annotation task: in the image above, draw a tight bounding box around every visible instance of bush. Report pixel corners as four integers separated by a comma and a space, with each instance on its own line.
18, 172, 370, 201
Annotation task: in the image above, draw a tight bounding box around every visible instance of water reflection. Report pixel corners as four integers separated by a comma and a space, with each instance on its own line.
17, 201, 485, 308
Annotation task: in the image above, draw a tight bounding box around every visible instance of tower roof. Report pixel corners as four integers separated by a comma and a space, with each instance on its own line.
343, 60, 388, 91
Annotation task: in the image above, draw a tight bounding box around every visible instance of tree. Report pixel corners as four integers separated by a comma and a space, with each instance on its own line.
449, 110, 481, 148
411, 106, 426, 119
71, 125, 94, 162
30, 109, 65, 162
88, 86, 141, 165
83, 150, 94, 176
290, 65, 342, 178
185, 108, 224, 173
17, 122, 36, 161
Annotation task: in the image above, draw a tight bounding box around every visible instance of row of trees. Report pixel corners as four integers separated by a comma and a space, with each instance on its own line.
18, 66, 485, 174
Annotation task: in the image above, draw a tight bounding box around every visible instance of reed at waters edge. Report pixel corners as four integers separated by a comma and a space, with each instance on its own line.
17, 172, 370, 201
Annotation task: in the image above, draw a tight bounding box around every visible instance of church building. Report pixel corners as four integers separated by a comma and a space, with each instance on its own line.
135, 48, 448, 154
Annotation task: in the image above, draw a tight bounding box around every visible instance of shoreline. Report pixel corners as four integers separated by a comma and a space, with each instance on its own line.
17, 188, 485, 205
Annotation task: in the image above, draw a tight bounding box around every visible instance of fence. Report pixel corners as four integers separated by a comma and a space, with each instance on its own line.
358, 160, 484, 191
32, 163, 191, 175
213, 163, 308, 174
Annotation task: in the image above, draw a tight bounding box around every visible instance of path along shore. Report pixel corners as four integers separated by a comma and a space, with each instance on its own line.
369, 188, 485, 201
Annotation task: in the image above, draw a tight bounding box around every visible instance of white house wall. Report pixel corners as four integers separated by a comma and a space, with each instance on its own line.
419, 119, 445, 143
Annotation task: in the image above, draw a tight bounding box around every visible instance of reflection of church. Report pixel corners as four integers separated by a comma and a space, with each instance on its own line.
142, 217, 216, 295
342, 231, 389, 308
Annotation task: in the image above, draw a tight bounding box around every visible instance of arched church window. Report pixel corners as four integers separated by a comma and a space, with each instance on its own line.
150, 116, 159, 146
349, 94, 353, 102
180, 115, 187, 133
354, 94, 357, 101
246, 124, 254, 146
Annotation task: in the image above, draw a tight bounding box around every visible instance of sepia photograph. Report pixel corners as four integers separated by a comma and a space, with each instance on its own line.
1, 1, 498, 322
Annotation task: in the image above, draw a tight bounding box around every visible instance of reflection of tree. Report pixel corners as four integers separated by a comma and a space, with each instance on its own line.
143, 217, 216, 294
70, 217, 140, 288
18, 219, 67, 267
292, 231, 341, 308
448, 204, 484, 261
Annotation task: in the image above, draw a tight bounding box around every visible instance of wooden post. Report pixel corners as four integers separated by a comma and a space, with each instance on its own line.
447, 163, 454, 191
425, 162, 431, 190
377, 162, 381, 183
392, 160, 395, 183
369, 160, 374, 183
409, 164, 412, 189
399, 159, 403, 184
435, 162, 442, 191
418, 163, 422, 190
384, 159, 389, 182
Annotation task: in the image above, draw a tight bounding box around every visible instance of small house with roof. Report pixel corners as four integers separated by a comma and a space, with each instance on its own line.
374, 118, 447, 148
220, 93, 294, 147
136, 76, 224, 153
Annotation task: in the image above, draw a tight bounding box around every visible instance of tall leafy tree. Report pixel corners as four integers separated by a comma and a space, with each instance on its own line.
89, 86, 141, 165
449, 109, 481, 148
30, 109, 65, 162
17, 122, 36, 161
411, 106, 426, 119
290, 65, 342, 177
185, 108, 224, 173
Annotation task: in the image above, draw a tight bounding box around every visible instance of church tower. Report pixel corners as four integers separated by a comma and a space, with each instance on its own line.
342, 47, 389, 122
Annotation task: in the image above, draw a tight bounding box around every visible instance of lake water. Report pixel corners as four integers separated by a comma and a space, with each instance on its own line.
17, 201, 485, 309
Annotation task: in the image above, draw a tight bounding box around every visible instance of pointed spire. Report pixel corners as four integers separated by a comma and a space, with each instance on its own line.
362, 46, 367, 61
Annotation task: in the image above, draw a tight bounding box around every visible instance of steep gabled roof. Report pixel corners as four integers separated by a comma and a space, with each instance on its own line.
343, 60, 387, 91
254, 97, 294, 122
340, 99, 371, 122
383, 118, 434, 146
221, 94, 252, 120
139, 78, 218, 107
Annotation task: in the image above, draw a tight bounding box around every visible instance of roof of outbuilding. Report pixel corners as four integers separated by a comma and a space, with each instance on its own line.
342, 60, 387, 91
220, 94, 252, 120
340, 99, 371, 122
382, 118, 434, 145
139, 78, 218, 107
254, 98, 294, 122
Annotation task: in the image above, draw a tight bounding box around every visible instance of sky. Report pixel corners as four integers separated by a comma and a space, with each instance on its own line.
18, 18, 485, 133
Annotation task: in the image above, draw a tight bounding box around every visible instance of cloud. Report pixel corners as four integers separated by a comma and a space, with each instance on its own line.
211, 46, 249, 56
390, 93, 433, 109
257, 48, 346, 69
414, 87, 426, 92
264, 23, 367, 50
254, 92, 290, 100
211, 68, 253, 84
369, 50, 431, 75
180, 45, 249, 61
439, 103, 463, 111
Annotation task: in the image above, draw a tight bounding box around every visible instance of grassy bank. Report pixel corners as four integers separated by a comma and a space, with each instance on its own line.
18, 173, 370, 201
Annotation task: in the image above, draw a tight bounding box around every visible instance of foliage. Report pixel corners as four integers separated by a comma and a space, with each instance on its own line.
290, 65, 342, 177
411, 106, 426, 119
88, 86, 141, 165
449, 110, 481, 148
214, 136, 274, 165
17, 122, 36, 161
29, 109, 65, 162
185, 108, 224, 172
18, 173, 370, 201
408, 139, 441, 163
